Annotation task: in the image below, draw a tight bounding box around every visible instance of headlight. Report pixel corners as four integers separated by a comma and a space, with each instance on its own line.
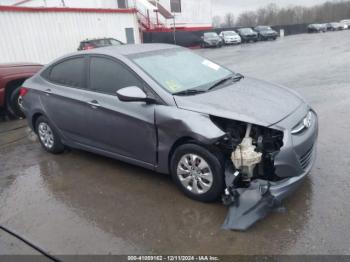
291, 111, 313, 135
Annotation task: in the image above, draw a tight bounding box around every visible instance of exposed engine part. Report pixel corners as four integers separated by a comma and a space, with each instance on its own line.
210, 116, 286, 230
231, 123, 262, 178
211, 115, 284, 181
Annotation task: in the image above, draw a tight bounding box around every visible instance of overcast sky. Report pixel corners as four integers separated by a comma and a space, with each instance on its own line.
212, 0, 329, 17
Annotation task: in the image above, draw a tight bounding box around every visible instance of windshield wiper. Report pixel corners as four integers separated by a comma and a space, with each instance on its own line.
173, 89, 206, 96
207, 73, 244, 91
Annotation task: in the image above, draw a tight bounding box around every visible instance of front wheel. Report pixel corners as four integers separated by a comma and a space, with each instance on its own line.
170, 144, 225, 202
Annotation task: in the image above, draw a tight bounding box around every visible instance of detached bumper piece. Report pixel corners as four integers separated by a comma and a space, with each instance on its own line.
221, 166, 281, 231
222, 180, 280, 231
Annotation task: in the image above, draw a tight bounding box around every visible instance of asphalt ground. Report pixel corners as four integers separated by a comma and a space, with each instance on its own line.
1, 30, 350, 255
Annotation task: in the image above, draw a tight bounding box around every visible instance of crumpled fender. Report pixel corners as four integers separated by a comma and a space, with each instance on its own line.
155, 105, 225, 174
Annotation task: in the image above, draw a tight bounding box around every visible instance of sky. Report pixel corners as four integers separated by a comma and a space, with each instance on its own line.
212, 0, 330, 17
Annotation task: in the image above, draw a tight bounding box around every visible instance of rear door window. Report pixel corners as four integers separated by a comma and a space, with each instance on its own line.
49, 57, 85, 88
89, 56, 143, 95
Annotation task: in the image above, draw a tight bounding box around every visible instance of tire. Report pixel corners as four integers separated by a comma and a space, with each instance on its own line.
35, 115, 65, 154
6, 85, 25, 119
170, 143, 225, 202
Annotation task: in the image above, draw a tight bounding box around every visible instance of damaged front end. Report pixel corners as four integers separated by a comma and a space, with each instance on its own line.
211, 116, 286, 230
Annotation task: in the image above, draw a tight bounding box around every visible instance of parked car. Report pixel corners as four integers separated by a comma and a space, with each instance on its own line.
219, 31, 241, 45
200, 32, 223, 48
307, 24, 327, 33
327, 22, 344, 31
340, 19, 350, 29
0, 63, 42, 119
236, 28, 258, 43
254, 25, 278, 40
78, 38, 124, 51
21, 44, 318, 205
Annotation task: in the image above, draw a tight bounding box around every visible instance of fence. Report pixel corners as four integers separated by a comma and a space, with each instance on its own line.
143, 23, 309, 47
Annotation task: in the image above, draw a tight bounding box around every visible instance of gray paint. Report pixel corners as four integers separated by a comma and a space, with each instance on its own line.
22, 43, 317, 204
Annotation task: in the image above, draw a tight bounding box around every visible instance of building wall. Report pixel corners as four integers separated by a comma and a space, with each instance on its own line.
157, 0, 212, 28
0, 0, 123, 8
0, 7, 140, 64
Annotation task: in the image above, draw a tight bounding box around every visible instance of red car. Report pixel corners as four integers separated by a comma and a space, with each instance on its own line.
0, 63, 42, 118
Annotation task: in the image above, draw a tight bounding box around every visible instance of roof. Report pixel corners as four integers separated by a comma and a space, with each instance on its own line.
78, 43, 180, 56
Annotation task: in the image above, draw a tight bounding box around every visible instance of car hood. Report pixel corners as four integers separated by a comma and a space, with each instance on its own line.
225, 35, 239, 39
261, 30, 277, 34
205, 37, 220, 41
173, 77, 303, 127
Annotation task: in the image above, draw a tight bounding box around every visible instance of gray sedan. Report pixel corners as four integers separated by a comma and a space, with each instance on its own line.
21, 44, 318, 206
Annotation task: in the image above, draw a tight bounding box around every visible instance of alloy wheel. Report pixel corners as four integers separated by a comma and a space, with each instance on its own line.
176, 154, 213, 195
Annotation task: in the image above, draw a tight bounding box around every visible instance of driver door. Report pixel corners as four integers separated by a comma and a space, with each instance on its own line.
83, 55, 157, 165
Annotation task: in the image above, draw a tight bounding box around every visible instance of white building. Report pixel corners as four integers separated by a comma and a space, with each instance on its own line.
1, 0, 213, 30
0, 0, 213, 63
0, 4, 140, 63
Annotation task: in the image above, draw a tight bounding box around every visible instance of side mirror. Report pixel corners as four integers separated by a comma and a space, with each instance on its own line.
116, 86, 155, 103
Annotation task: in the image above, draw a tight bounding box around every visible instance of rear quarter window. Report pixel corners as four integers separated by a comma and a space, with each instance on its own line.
44, 57, 85, 88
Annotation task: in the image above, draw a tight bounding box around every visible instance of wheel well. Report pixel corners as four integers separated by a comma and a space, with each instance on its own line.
167, 137, 226, 173
32, 113, 43, 133
5, 78, 26, 101
167, 137, 196, 172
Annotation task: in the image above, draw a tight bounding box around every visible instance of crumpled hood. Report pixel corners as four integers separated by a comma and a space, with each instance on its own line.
173, 77, 303, 127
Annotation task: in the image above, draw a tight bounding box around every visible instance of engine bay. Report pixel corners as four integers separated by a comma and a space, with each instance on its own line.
210, 115, 286, 230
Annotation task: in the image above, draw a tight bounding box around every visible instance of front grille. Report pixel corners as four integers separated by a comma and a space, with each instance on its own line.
299, 145, 314, 170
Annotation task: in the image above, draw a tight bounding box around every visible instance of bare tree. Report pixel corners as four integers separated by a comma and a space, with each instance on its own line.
236, 11, 257, 27
223, 13, 235, 27
233, 0, 350, 27
212, 15, 222, 28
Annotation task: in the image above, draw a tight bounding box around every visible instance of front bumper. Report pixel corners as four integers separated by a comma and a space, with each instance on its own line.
223, 104, 318, 230
273, 106, 318, 178
224, 38, 241, 44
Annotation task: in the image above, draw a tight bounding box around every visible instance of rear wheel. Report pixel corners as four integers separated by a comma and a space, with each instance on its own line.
170, 144, 225, 202
6, 85, 25, 119
35, 116, 65, 154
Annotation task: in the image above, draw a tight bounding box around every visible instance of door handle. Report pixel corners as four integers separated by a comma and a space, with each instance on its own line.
44, 89, 52, 96
87, 100, 101, 109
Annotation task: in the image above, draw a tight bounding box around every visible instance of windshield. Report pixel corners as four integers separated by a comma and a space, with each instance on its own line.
257, 26, 272, 30
240, 28, 254, 33
204, 32, 218, 38
223, 31, 237, 36
130, 48, 233, 94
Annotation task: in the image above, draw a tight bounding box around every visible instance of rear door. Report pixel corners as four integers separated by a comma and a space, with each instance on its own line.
40, 56, 91, 144
83, 55, 157, 165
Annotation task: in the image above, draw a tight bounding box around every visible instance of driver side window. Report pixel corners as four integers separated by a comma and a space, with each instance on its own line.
89, 57, 143, 95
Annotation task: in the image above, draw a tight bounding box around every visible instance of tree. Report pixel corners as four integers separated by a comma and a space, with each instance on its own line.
223, 13, 235, 27
232, 1, 350, 27
212, 15, 222, 28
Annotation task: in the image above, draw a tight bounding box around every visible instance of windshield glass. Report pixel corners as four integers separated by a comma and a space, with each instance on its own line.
223, 31, 237, 36
240, 28, 254, 33
130, 48, 233, 94
257, 26, 272, 30
204, 32, 218, 38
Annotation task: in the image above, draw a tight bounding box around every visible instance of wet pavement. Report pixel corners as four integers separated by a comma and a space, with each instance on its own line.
1, 31, 350, 255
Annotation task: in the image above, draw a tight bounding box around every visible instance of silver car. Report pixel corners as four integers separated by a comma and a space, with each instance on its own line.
21, 44, 318, 206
